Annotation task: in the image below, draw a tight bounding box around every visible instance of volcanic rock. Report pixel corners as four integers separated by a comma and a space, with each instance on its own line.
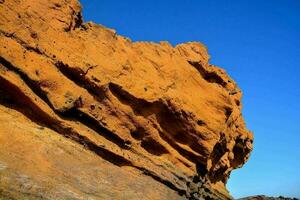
0, 0, 253, 199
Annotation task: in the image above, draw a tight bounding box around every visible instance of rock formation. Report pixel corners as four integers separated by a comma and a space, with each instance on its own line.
239, 196, 299, 200
0, 0, 253, 199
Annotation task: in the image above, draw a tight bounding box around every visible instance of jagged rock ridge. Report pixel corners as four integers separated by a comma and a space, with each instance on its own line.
0, 0, 253, 199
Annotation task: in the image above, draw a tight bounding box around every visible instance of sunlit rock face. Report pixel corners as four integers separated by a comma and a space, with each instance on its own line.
0, 0, 253, 199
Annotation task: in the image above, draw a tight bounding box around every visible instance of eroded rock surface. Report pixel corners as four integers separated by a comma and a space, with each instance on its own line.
0, 0, 253, 199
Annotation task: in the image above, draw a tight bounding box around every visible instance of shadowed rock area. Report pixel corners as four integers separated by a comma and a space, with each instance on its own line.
0, 0, 253, 199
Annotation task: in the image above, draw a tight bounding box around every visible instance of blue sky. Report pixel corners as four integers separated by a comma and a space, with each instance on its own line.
80, 0, 300, 198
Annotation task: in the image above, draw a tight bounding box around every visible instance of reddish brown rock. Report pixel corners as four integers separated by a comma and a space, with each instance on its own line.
0, 0, 253, 199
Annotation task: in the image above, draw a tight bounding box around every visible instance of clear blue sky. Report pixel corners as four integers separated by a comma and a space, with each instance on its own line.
80, 0, 300, 198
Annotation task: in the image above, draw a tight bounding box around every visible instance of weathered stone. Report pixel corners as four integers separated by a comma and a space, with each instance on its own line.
0, 0, 253, 199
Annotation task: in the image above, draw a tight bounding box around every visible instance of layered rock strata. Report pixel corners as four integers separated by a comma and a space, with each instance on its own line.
0, 0, 253, 199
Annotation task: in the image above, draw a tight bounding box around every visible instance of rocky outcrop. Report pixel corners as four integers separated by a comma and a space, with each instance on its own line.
0, 0, 253, 199
239, 196, 299, 200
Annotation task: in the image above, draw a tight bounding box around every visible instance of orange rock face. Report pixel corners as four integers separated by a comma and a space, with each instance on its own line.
0, 0, 253, 199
